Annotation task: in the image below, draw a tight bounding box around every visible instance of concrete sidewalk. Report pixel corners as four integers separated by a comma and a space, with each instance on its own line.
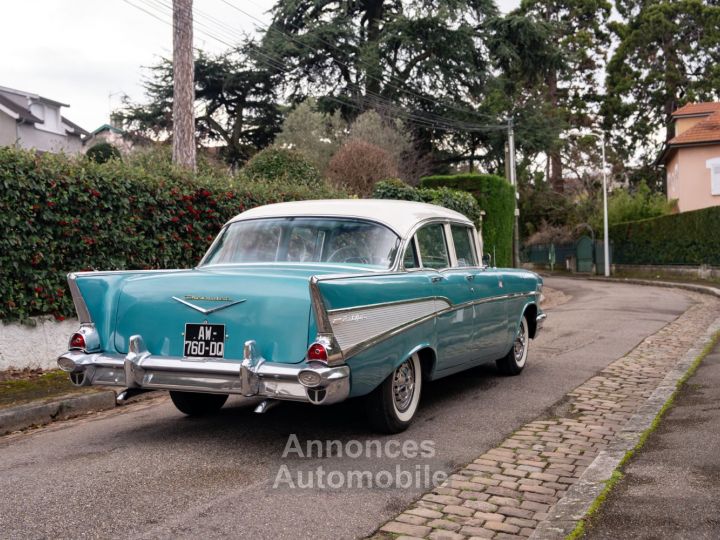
583, 344, 720, 539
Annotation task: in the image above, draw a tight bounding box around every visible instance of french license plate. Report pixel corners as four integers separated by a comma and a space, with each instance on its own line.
183, 323, 225, 358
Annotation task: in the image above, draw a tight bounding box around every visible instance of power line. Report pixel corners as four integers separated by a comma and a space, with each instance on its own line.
219, 0, 502, 124
142, 0, 505, 132
124, 0, 507, 134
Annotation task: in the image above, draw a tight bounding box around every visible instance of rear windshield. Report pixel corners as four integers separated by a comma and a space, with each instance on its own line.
201, 217, 400, 269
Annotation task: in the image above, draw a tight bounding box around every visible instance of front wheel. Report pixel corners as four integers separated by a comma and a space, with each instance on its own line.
169, 391, 228, 416
496, 314, 530, 376
366, 353, 422, 433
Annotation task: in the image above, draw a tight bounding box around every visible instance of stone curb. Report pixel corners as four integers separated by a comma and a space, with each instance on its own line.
540, 273, 720, 299
530, 315, 720, 540
0, 391, 117, 435
584, 276, 720, 299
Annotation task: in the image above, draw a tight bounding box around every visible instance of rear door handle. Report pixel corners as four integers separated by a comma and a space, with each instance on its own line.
465, 274, 475, 281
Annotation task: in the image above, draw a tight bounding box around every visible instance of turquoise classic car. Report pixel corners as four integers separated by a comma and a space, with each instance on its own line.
58, 199, 545, 432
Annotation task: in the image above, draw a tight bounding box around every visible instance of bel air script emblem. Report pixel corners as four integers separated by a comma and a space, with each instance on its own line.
172, 295, 246, 315
331, 313, 368, 325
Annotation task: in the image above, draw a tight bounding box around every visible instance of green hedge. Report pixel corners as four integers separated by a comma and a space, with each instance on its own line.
242, 147, 323, 187
0, 147, 342, 322
420, 174, 515, 267
373, 179, 482, 224
610, 206, 720, 265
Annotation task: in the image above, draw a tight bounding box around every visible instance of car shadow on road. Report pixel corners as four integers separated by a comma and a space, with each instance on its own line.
110, 361, 504, 446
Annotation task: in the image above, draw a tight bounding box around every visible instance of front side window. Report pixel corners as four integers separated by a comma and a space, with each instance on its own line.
451, 225, 478, 267
416, 223, 449, 269
202, 218, 400, 269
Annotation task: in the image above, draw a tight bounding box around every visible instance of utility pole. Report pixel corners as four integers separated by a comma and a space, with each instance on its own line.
507, 118, 520, 268
172, 0, 196, 171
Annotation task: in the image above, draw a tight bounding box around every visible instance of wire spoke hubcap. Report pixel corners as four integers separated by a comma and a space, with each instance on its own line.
393, 359, 416, 412
514, 321, 527, 362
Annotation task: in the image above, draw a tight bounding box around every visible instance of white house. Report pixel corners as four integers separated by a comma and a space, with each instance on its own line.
0, 85, 88, 154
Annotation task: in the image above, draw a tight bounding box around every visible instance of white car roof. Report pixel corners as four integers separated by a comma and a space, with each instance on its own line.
227, 199, 474, 238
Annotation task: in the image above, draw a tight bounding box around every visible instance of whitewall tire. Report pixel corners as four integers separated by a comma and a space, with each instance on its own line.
366, 353, 422, 433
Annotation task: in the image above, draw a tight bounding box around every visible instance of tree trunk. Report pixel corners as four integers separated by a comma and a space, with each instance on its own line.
363, 0, 384, 99
172, 0, 196, 171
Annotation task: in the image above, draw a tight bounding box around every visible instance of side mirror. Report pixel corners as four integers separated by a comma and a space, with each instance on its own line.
482, 253, 492, 267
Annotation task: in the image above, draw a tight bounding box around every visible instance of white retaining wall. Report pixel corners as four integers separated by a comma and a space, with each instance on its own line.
0, 317, 78, 371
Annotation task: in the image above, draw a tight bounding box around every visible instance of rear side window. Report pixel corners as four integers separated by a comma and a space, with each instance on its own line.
451, 225, 477, 267
416, 224, 449, 269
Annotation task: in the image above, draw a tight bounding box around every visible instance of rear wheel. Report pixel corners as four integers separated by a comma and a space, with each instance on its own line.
169, 391, 228, 416
496, 314, 530, 376
366, 353, 422, 433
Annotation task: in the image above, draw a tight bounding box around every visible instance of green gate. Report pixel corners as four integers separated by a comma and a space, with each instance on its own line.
576, 236, 594, 273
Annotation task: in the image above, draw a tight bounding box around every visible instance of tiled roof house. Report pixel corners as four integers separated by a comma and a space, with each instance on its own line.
660, 102, 720, 212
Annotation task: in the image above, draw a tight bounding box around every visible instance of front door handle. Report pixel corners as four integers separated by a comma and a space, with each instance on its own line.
431, 276, 443, 283
465, 274, 475, 281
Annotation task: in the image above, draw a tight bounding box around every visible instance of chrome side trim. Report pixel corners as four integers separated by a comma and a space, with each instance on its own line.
330, 298, 450, 352
67, 273, 91, 324
334, 291, 538, 360
327, 295, 453, 316
71, 269, 187, 277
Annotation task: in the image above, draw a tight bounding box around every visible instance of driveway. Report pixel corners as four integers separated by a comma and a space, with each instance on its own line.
0, 278, 692, 539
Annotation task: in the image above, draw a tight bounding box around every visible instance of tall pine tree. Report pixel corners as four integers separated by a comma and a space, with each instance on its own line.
604, 0, 720, 164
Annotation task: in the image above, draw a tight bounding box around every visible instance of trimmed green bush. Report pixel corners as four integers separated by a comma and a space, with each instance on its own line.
242, 147, 323, 187
372, 179, 482, 226
372, 178, 423, 202
421, 174, 515, 267
85, 142, 121, 164
610, 206, 720, 265
0, 147, 343, 322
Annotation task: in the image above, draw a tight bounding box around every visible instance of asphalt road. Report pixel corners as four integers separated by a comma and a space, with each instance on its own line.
0, 278, 693, 540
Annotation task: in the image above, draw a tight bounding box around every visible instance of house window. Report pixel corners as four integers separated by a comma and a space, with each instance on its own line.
707, 158, 720, 196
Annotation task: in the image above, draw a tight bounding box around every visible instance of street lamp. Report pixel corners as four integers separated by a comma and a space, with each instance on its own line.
564, 129, 610, 277
600, 134, 610, 277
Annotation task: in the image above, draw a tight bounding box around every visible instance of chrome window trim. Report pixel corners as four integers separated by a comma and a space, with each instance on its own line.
444, 223, 459, 268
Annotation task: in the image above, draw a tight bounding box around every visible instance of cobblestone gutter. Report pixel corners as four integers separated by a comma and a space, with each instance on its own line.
371, 291, 720, 540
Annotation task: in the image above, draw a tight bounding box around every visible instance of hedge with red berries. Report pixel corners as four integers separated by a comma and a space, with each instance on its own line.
0, 147, 343, 322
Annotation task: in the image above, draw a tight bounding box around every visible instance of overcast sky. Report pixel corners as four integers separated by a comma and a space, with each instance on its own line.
0, 0, 520, 131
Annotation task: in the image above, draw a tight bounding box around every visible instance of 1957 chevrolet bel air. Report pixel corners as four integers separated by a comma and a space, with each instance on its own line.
58, 199, 545, 432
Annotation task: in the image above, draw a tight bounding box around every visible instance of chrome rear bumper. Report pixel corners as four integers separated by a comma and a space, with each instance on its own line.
57, 336, 350, 406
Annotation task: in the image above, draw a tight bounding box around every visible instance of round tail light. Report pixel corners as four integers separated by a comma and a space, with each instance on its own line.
307, 342, 328, 362
69, 333, 86, 350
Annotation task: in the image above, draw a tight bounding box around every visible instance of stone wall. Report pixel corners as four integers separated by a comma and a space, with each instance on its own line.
0, 317, 78, 371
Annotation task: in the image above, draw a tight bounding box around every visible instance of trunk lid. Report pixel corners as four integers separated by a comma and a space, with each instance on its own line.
112, 264, 370, 363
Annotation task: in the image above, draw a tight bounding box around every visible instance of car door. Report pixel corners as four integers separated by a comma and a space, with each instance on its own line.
414, 222, 476, 370
459, 226, 509, 362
